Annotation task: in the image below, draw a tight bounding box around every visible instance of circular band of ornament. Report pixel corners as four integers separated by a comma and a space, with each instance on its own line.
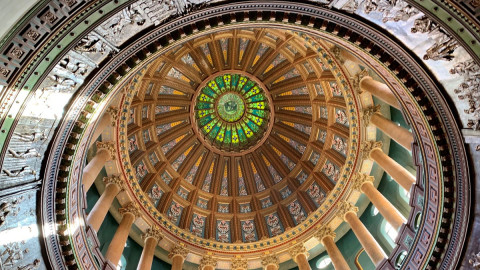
191, 70, 274, 155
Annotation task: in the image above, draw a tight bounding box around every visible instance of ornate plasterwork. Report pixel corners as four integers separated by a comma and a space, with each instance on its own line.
314, 225, 336, 241
103, 175, 125, 190
199, 254, 218, 269
168, 243, 189, 259
261, 253, 279, 268
335, 201, 358, 220
113, 27, 363, 253
231, 256, 248, 269
362, 105, 381, 126
351, 173, 374, 191
142, 226, 164, 242
360, 141, 383, 160
95, 141, 116, 160
16, 1, 466, 269
119, 202, 141, 218
288, 243, 309, 262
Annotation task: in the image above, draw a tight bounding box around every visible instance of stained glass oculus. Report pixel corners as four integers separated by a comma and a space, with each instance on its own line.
194, 73, 271, 152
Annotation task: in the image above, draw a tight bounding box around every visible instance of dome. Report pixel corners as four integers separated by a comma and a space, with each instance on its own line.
0, 1, 474, 270
118, 28, 363, 247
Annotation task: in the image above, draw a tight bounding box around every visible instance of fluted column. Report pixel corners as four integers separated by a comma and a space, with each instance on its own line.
83, 141, 115, 191
314, 226, 350, 270
231, 256, 248, 270
261, 253, 279, 270
353, 174, 406, 230
354, 71, 401, 110
137, 227, 164, 270
337, 201, 387, 266
199, 254, 217, 270
105, 202, 140, 266
87, 175, 124, 231
363, 106, 414, 151
288, 243, 311, 270
169, 244, 189, 270
362, 141, 415, 191
89, 107, 118, 147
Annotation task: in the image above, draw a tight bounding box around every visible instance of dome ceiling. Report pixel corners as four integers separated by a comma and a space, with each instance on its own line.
117, 28, 361, 249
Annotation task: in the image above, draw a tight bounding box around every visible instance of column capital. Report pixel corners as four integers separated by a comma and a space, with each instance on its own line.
119, 202, 141, 218
95, 141, 116, 160
352, 173, 374, 191
361, 141, 383, 160
336, 201, 358, 220
362, 105, 381, 125
199, 254, 218, 269
352, 69, 370, 94
314, 225, 336, 241
288, 243, 309, 262
105, 106, 119, 126
231, 256, 248, 269
329, 45, 345, 64
103, 175, 124, 191
168, 243, 189, 260
142, 226, 163, 242
261, 253, 279, 269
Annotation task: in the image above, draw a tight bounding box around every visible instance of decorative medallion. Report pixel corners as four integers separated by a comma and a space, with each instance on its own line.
192, 72, 273, 154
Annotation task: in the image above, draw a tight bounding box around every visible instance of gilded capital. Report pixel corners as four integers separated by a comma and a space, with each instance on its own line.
314, 225, 336, 241
119, 202, 140, 218
362, 105, 381, 125
142, 226, 163, 242
352, 173, 374, 191
106, 106, 119, 126
95, 141, 116, 160
288, 243, 309, 262
336, 201, 358, 220
168, 243, 189, 260
352, 69, 370, 94
103, 175, 124, 191
361, 141, 383, 160
231, 256, 248, 270
199, 254, 217, 269
261, 253, 279, 269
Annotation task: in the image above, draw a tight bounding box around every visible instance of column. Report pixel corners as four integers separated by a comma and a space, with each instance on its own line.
87, 175, 124, 231
168, 244, 189, 270
364, 106, 414, 151
89, 107, 118, 147
288, 243, 311, 270
353, 174, 406, 230
355, 71, 401, 110
261, 253, 279, 270
231, 256, 248, 270
137, 227, 164, 270
362, 141, 415, 191
199, 254, 217, 270
314, 226, 350, 270
105, 202, 140, 266
83, 141, 115, 191
337, 201, 387, 266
